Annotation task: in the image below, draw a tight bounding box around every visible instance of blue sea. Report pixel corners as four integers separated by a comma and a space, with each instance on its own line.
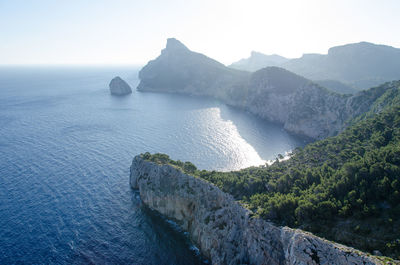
0, 66, 306, 264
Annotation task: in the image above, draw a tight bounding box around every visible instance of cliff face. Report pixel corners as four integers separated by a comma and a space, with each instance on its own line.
242, 67, 350, 138
137, 39, 389, 139
130, 156, 381, 265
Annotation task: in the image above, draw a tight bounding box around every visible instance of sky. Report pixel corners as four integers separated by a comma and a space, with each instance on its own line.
1, 0, 399, 65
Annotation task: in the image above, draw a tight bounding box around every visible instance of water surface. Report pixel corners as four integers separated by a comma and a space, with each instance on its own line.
0, 66, 305, 264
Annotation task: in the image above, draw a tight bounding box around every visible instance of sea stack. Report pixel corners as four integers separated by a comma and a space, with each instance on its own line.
109, 76, 132, 96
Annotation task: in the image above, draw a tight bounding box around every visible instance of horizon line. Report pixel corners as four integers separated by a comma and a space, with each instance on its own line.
0, 63, 145, 67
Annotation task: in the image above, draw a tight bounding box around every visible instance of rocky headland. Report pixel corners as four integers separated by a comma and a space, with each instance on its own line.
130, 155, 383, 265
137, 38, 389, 139
109, 76, 132, 96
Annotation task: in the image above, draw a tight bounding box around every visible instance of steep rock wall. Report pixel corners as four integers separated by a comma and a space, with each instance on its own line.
130, 156, 381, 265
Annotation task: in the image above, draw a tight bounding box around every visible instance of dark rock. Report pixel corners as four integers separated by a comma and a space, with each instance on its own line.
109, 76, 132, 96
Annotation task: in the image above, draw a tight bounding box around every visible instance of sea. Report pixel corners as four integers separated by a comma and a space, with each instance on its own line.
0, 66, 306, 264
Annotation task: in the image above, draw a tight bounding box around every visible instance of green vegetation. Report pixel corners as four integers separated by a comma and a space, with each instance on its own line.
141, 81, 400, 259
141, 152, 198, 174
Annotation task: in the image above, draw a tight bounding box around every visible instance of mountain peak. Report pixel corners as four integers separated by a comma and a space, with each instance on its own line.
165, 38, 189, 52
327, 41, 398, 56
250, 51, 264, 57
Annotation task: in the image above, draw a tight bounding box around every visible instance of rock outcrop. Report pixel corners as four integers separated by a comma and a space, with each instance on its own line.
109, 76, 132, 95
137, 39, 389, 139
130, 155, 382, 265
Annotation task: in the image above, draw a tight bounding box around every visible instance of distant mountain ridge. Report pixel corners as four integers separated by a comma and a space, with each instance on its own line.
138, 38, 394, 139
229, 51, 289, 71
229, 42, 400, 92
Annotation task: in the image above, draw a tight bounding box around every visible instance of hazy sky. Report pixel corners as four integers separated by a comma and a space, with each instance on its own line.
1, 0, 399, 65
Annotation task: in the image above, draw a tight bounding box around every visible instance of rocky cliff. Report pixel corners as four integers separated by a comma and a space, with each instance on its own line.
130, 155, 382, 265
137, 39, 389, 139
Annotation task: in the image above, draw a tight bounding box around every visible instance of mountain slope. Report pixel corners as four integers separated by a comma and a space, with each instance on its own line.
314, 79, 358, 94
138, 38, 250, 100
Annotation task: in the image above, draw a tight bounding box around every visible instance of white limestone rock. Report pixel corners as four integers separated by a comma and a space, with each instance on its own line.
130, 155, 382, 265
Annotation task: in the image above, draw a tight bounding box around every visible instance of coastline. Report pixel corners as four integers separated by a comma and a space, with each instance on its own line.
130, 155, 383, 265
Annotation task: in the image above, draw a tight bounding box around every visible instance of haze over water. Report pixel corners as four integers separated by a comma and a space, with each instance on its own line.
0, 66, 305, 264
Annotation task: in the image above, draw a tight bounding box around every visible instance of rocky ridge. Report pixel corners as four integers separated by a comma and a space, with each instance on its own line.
229, 51, 289, 72
130, 155, 382, 265
229, 42, 400, 90
282, 42, 400, 90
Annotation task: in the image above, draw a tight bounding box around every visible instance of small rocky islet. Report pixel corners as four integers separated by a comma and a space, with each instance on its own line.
109, 76, 132, 96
